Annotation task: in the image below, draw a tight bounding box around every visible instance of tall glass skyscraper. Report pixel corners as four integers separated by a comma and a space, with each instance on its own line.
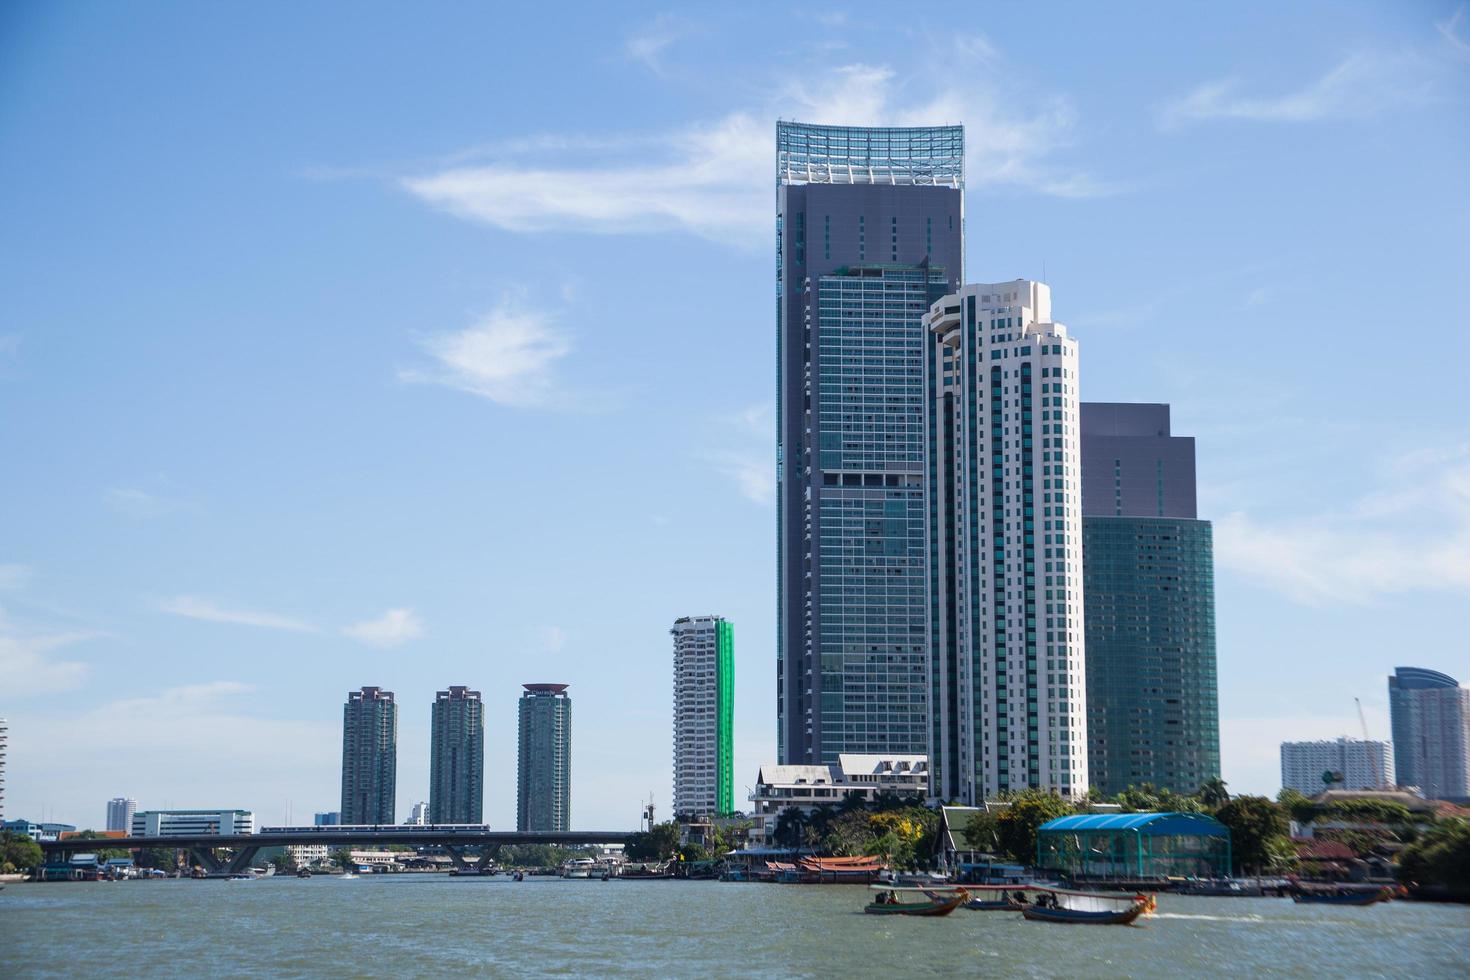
517, 684, 571, 831
671, 616, 734, 817
429, 686, 484, 824
776, 122, 964, 764
340, 686, 397, 825
1389, 667, 1470, 801
1079, 403, 1220, 797
924, 280, 1088, 802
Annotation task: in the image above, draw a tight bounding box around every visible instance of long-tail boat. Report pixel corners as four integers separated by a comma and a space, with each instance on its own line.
1292, 886, 1393, 906
1018, 889, 1152, 925
864, 886, 970, 916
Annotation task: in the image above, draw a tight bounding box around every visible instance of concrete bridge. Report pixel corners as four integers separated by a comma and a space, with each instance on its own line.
41, 826, 636, 876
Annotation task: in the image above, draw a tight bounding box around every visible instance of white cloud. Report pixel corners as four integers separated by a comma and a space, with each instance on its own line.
400, 46, 1111, 248
0, 608, 93, 695
0, 563, 32, 589
1160, 51, 1437, 128
1438, 6, 1470, 53
625, 14, 693, 74
158, 595, 319, 633
700, 401, 775, 505
6, 682, 340, 825
1215, 444, 1470, 604
400, 299, 574, 408
105, 486, 185, 520
343, 608, 425, 649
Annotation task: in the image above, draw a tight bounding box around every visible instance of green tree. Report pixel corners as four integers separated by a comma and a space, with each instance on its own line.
1276, 788, 1316, 826
330, 848, 355, 871
269, 851, 297, 873
137, 847, 177, 871
678, 843, 709, 862
1397, 818, 1470, 897
1196, 778, 1230, 809
771, 807, 808, 850
961, 809, 1001, 854
1, 831, 45, 873
1214, 795, 1289, 874
624, 822, 681, 861
994, 792, 1076, 864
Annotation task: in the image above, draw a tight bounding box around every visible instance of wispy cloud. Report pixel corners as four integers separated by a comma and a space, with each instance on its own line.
105, 486, 187, 520
1215, 444, 1470, 604
342, 608, 424, 649
158, 596, 319, 633
0, 607, 95, 695
400, 298, 577, 408
1438, 5, 1470, 53
700, 402, 775, 505
400, 42, 1113, 247
539, 625, 568, 652
0, 563, 32, 590
1159, 51, 1439, 128
624, 14, 695, 74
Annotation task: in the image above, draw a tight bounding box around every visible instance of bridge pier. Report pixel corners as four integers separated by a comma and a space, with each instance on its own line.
227, 846, 260, 875
443, 844, 501, 873
185, 846, 224, 874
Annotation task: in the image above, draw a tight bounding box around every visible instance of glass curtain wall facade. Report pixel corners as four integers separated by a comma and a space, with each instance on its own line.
429, 686, 485, 824
339, 687, 397, 825
1079, 403, 1221, 798
1390, 667, 1470, 800
517, 684, 571, 831
671, 616, 735, 817
776, 122, 964, 765
924, 280, 1088, 803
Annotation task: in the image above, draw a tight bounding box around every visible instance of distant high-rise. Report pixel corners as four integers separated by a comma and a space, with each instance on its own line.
1389, 667, 1470, 801
517, 684, 571, 831
1079, 403, 1220, 797
313, 811, 341, 827
429, 686, 484, 824
408, 801, 429, 826
672, 616, 735, 817
340, 686, 397, 825
924, 279, 1087, 802
776, 122, 964, 765
106, 797, 137, 833
1280, 738, 1394, 795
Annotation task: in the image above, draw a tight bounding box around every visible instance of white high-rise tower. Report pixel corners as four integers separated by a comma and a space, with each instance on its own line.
924, 280, 1087, 803
107, 797, 138, 833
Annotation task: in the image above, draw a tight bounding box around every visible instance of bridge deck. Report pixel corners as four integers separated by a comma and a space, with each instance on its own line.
42, 829, 636, 853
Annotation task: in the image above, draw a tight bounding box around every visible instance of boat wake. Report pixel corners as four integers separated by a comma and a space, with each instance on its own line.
1154, 912, 1265, 924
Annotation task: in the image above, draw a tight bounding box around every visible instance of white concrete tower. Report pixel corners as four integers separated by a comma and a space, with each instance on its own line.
924, 280, 1087, 803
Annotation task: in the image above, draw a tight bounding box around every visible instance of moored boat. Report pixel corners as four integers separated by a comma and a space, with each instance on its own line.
865, 886, 970, 917
1292, 887, 1392, 906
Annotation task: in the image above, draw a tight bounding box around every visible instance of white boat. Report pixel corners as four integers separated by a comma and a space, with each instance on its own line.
561, 859, 597, 879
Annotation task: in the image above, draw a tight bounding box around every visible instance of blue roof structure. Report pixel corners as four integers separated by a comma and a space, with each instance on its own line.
1038, 812, 1228, 837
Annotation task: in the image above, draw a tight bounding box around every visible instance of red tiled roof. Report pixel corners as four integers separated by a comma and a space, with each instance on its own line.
1292, 837, 1355, 860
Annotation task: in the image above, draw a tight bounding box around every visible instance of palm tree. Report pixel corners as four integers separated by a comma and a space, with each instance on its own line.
1197, 777, 1230, 809
772, 807, 808, 850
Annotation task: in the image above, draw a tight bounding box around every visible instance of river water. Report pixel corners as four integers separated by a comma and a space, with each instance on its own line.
2, 877, 1466, 978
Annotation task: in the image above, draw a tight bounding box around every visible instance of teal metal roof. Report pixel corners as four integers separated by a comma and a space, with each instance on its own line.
1038, 812, 1228, 837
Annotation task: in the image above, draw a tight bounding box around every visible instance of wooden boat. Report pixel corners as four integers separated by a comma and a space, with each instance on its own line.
1021, 898, 1148, 925
1292, 887, 1392, 906
865, 886, 969, 916
963, 885, 1035, 910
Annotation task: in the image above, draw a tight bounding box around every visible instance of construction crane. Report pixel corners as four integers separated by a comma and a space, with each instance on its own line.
1356, 697, 1384, 790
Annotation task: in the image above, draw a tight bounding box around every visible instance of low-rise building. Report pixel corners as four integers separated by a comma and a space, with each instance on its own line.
2, 819, 77, 841
131, 809, 255, 836
286, 843, 331, 868
746, 754, 927, 847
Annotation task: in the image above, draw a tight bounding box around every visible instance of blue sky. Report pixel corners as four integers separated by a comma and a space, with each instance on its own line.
2, 1, 1468, 829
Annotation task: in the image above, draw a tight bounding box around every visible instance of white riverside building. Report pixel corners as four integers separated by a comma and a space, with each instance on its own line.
131, 809, 256, 837
923, 280, 1087, 803
1280, 738, 1395, 794
747, 754, 927, 846
671, 615, 734, 818
106, 798, 137, 833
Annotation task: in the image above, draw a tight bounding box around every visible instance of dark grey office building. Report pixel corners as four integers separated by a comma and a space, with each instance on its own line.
1389, 667, 1470, 801
1080, 404, 1220, 797
776, 122, 964, 765
517, 684, 571, 831
340, 686, 397, 825
429, 686, 484, 824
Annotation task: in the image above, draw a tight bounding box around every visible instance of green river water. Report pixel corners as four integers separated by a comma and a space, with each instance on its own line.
1, 876, 1466, 978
